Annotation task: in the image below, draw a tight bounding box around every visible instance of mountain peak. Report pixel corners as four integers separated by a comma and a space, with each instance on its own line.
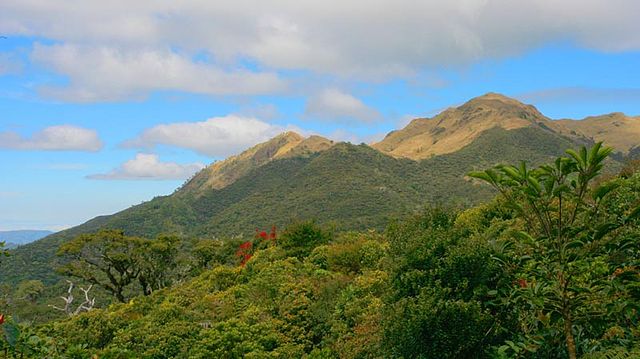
373, 93, 561, 160
469, 92, 514, 101
460, 92, 534, 111
275, 130, 304, 141
180, 131, 334, 193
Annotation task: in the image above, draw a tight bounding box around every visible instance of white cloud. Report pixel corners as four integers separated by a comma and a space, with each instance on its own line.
305, 89, 381, 123
1, 0, 639, 99
31, 44, 287, 102
87, 153, 204, 180
124, 115, 295, 157
0, 125, 103, 151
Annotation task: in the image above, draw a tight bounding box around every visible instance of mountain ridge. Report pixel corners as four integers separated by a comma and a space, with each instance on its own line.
556, 112, 640, 154
180, 131, 334, 194
372, 93, 590, 159
2, 93, 637, 285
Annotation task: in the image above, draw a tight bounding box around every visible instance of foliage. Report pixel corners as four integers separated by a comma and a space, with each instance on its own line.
470, 143, 640, 358
14, 281, 45, 303
57, 230, 178, 302
0, 142, 637, 358
279, 221, 333, 259
1, 126, 584, 287
0, 241, 7, 263
382, 207, 515, 358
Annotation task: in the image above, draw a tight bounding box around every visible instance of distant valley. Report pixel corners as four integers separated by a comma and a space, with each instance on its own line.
0, 230, 53, 249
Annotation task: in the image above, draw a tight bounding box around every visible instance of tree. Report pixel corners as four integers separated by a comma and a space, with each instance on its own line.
49, 280, 95, 316
0, 242, 7, 263
15, 280, 45, 303
58, 230, 182, 302
382, 208, 511, 358
137, 234, 178, 296
279, 221, 333, 259
470, 143, 640, 358
57, 230, 145, 303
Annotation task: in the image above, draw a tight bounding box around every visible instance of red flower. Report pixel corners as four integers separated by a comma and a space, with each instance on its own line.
270, 225, 277, 240
0, 313, 5, 325
517, 278, 528, 288
239, 241, 253, 250
236, 241, 254, 266
259, 231, 268, 239
240, 253, 253, 266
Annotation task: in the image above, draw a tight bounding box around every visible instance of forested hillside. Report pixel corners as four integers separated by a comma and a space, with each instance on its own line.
0, 125, 586, 286
1, 144, 639, 358
1, 94, 639, 358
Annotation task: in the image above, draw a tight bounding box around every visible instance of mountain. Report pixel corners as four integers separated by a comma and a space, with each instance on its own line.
181, 132, 335, 194
2, 93, 637, 285
0, 230, 53, 248
556, 112, 640, 154
372, 93, 586, 159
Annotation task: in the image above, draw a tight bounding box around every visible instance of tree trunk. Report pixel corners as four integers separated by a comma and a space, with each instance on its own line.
115, 288, 126, 303
563, 311, 577, 359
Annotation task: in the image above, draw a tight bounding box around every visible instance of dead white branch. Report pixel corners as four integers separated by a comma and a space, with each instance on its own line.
49, 280, 95, 316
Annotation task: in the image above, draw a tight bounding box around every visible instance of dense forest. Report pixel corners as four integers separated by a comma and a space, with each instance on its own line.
1, 143, 639, 358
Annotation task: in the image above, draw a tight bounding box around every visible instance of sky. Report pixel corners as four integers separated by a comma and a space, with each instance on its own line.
1, 0, 639, 231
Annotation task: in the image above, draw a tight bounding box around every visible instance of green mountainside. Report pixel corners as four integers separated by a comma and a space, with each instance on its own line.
2, 93, 637, 286
1, 126, 584, 285
5, 154, 640, 358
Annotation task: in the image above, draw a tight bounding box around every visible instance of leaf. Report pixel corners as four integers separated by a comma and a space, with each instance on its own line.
592, 182, 620, 201
468, 170, 494, 183
593, 223, 619, 242
626, 205, 640, 224
564, 240, 585, 250
566, 149, 585, 170
500, 165, 524, 182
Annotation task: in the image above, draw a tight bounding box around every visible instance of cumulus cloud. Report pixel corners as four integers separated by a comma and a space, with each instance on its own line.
305, 89, 381, 123
124, 115, 294, 157
87, 153, 205, 180
1, 0, 639, 99
31, 44, 287, 102
0, 125, 103, 151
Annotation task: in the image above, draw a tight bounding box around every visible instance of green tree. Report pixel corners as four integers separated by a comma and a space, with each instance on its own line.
137, 234, 178, 296
382, 208, 512, 358
0, 242, 7, 263
58, 230, 182, 302
57, 230, 145, 303
15, 280, 45, 303
470, 143, 640, 358
279, 221, 333, 259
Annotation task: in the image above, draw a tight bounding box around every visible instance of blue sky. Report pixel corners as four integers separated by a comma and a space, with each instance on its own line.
1, 1, 639, 231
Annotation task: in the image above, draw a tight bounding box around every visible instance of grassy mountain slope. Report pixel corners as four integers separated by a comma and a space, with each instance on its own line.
0, 126, 583, 285
556, 112, 640, 154
181, 132, 334, 194
372, 93, 581, 159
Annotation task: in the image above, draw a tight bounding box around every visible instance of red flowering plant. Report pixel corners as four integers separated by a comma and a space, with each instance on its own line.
235, 241, 253, 266
235, 226, 278, 267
